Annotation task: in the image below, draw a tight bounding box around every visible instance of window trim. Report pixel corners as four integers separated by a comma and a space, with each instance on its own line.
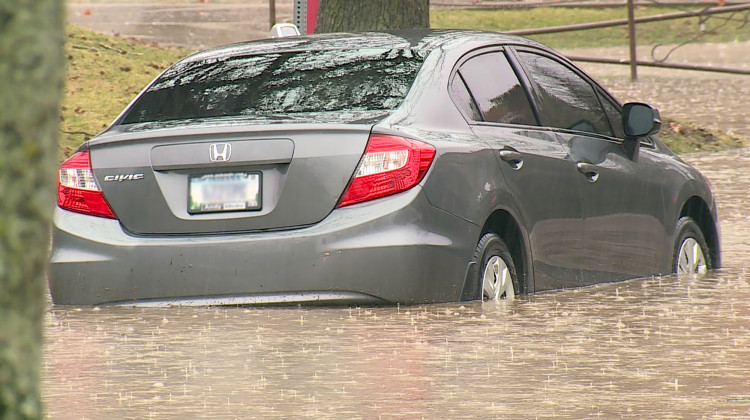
449, 69, 484, 123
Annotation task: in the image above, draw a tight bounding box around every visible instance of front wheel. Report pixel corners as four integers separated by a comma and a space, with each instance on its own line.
472, 233, 518, 301
673, 217, 711, 275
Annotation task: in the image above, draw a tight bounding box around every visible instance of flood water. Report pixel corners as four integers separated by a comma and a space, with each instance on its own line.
43, 149, 750, 419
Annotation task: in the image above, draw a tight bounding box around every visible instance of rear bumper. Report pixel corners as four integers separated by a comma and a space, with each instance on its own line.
48, 188, 480, 306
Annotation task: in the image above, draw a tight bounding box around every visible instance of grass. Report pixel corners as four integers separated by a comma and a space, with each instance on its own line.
658, 117, 747, 154
60, 25, 188, 160
59, 17, 748, 161
432, 5, 750, 49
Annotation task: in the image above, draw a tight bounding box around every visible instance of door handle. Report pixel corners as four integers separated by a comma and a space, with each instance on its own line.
576, 162, 600, 183
498, 149, 524, 170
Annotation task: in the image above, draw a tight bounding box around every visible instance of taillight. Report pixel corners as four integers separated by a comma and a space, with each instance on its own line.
338, 134, 435, 207
57, 150, 117, 219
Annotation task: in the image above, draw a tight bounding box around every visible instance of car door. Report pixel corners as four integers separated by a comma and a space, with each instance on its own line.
513, 49, 667, 284
450, 48, 585, 291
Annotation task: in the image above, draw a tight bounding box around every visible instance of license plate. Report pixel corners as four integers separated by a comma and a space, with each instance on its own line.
188, 172, 261, 214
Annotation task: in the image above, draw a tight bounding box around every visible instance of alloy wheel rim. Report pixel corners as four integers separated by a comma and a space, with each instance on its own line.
677, 237, 708, 275
482, 256, 514, 300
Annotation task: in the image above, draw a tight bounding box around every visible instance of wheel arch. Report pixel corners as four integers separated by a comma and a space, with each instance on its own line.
479, 209, 531, 294
679, 196, 720, 269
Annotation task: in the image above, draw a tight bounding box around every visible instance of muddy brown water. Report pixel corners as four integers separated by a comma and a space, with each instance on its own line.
43, 149, 750, 419
56, 4, 750, 417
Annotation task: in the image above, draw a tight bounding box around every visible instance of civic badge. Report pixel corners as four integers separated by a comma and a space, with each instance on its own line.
209, 143, 232, 162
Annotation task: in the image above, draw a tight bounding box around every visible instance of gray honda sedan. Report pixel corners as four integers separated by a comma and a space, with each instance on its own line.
50, 30, 719, 306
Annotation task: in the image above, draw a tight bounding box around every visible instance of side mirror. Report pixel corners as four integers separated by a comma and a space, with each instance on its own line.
621, 103, 661, 161
622, 102, 661, 139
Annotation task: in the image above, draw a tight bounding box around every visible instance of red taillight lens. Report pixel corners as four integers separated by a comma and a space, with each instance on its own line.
338, 134, 436, 207
57, 151, 117, 219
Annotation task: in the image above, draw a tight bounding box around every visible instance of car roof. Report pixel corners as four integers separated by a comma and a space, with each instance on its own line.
183, 29, 546, 63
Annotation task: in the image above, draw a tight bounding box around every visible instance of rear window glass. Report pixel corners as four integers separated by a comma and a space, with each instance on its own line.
120, 49, 426, 125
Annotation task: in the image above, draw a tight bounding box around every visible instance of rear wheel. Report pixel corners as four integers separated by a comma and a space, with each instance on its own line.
673, 217, 711, 275
473, 233, 518, 301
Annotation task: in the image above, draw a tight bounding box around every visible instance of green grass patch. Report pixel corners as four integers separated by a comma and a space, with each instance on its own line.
431, 6, 750, 49
658, 118, 748, 154
60, 25, 188, 160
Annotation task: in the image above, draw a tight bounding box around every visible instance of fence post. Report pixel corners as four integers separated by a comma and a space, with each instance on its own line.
627, 0, 638, 81
270, 0, 276, 29
294, 0, 307, 34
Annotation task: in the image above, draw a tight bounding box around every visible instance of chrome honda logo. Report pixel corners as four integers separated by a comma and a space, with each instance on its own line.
209, 143, 232, 162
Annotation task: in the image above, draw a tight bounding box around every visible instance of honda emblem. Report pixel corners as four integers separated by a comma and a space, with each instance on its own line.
209, 143, 232, 162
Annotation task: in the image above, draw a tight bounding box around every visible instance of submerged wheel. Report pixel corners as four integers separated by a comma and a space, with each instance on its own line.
473, 233, 518, 301
673, 217, 711, 275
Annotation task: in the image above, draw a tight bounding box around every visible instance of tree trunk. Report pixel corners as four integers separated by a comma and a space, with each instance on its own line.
315, 0, 429, 33
0, 0, 64, 418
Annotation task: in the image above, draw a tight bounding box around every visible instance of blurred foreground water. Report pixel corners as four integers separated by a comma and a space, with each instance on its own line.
43, 149, 750, 419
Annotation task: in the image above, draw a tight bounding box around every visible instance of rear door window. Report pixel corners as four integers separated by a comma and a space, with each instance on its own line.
455, 51, 537, 126
517, 51, 613, 136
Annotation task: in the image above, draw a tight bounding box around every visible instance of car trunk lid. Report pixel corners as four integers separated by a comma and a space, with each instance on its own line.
90, 123, 372, 235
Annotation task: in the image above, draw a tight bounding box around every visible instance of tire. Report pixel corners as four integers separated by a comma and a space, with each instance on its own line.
472, 233, 519, 301
673, 216, 711, 275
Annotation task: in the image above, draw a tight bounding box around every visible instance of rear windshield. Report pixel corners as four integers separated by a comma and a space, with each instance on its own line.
120, 48, 426, 124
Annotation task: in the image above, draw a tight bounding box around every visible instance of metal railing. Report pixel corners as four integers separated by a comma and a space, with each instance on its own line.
504, 2, 750, 80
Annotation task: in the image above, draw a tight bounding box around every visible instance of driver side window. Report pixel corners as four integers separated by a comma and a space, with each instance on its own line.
517, 51, 613, 137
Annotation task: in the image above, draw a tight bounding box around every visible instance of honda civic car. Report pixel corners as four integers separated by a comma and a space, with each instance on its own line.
49, 30, 720, 306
